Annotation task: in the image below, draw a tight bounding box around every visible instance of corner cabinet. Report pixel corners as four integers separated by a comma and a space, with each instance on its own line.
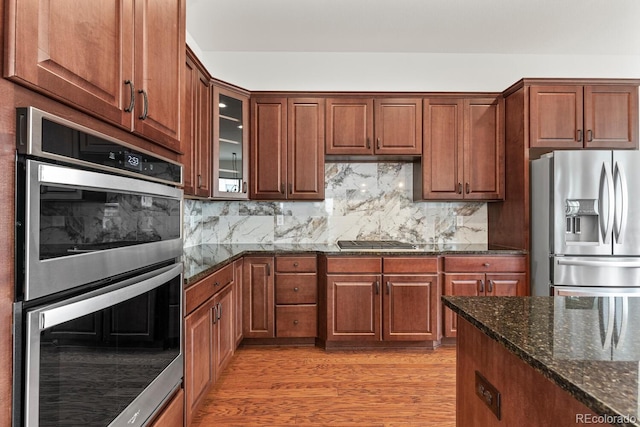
5, 0, 185, 152
415, 97, 504, 201
213, 85, 250, 199
181, 50, 211, 197
325, 98, 422, 156
250, 97, 325, 200
530, 84, 639, 149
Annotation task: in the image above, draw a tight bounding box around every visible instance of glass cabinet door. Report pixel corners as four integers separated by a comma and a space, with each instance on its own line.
213, 86, 249, 199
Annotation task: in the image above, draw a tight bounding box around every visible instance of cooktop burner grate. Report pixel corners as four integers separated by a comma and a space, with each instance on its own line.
336, 240, 417, 250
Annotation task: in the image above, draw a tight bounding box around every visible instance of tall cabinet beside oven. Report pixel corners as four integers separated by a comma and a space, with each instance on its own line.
184, 262, 239, 426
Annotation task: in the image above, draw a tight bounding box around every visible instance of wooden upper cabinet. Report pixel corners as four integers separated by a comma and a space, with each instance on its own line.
374, 99, 422, 155
325, 98, 422, 155
181, 56, 197, 196
132, 0, 184, 151
464, 98, 504, 200
288, 98, 325, 200
5, 0, 185, 152
181, 51, 211, 198
584, 85, 638, 149
530, 85, 584, 148
325, 98, 374, 155
213, 86, 250, 199
419, 98, 464, 199
250, 98, 288, 199
417, 97, 503, 201
251, 97, 325, 200
530, 84, 638, 149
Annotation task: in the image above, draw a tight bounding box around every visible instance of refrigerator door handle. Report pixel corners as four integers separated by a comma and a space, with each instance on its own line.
613, 161, 628, 244
598, 162, 615, 244
556, 258, 640, 268
614, 297, 629, 350
599, 297, 616, 350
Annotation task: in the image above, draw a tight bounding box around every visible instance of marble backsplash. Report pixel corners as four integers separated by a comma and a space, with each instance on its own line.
183, 162, 487, 247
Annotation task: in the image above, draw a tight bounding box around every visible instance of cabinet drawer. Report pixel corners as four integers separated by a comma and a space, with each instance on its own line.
276, 305, 317, 337
383, 257, 438, 273
444, 256, 525, 273
326, 257, 382, 274
185, 263, 234, 315
276, 274, 317, 304
276, 256, 317, 273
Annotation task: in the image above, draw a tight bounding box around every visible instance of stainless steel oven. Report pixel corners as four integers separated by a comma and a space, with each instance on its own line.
14, 107, 184, 426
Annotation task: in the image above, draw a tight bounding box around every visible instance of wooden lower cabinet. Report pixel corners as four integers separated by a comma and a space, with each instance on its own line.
184, 299, 213, 426
242, 257, 275, 338
383, 274, 439, 341
274, 255, 318, 338
233, 258, 244, 348
212, 285, 235, 380
442, 256, 527, 337
322, 256, 440, 344
148, 388, 184, 427
326, 273, 381, 340
184, 264, 237, 425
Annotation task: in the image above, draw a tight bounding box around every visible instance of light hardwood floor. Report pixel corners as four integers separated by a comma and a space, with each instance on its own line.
191, 345, 457, 426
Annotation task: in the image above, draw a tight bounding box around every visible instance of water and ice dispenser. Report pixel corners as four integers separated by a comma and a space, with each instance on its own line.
565, 199, 600, 244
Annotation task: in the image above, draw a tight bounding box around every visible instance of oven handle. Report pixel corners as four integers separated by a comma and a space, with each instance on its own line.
38, 263, 182, 330
35, 160, 182, 199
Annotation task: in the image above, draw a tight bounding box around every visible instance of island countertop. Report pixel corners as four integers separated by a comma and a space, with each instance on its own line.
443, 296, 640, 427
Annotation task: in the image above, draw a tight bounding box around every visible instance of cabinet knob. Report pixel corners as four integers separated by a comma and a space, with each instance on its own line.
483, 263, 490, 267
214, 281, 220, 287
293, 262, 299, 267
293, 320, 299, 325
293, 287, 299, 292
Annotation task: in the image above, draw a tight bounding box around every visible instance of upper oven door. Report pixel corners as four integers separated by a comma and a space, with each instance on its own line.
21, 159, 183, 301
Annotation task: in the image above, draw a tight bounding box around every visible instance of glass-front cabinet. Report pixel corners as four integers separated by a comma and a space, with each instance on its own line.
213, 85, 249, 199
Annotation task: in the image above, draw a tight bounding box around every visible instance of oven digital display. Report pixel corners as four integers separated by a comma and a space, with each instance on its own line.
124, 152, 143, 171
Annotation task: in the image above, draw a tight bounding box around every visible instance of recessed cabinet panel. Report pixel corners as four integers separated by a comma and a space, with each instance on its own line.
325, 99, 374, 155
288, 99, 325, 199
530, 86, 583, 148
250, 99, 287, 199
584, 85, 639, 148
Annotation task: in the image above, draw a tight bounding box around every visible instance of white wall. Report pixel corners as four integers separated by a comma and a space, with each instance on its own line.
194, 49, 640, 92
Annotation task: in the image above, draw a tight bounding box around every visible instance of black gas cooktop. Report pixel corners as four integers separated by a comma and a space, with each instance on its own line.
336, 240, 417, 250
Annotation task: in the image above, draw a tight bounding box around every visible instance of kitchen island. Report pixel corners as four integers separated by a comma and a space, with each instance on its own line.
443, 296, 640, 427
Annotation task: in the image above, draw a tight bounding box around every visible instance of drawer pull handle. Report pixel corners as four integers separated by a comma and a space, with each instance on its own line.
293, 287, 299, 292
488, 280, 494, 293
479, 280, 485, 293
293, 320, 299, 325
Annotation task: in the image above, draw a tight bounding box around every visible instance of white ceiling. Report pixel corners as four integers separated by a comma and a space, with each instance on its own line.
187, 0, 640, 55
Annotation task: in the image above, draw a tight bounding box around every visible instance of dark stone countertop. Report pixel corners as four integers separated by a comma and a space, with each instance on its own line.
443, 296, 640, 427
182, 243, 525, 286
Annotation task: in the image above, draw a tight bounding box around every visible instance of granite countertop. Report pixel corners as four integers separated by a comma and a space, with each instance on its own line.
182, 243, 525, 285
443, 296, 640, 427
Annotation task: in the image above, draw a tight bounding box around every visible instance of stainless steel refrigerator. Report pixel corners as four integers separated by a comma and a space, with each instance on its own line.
531, 150, 640, 296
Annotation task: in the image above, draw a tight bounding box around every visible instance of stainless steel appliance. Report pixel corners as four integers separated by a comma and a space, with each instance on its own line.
531, 150, 640, 296
13, 107, 184, 427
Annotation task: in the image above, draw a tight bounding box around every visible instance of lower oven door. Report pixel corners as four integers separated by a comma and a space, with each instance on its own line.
22, 263, 183, 427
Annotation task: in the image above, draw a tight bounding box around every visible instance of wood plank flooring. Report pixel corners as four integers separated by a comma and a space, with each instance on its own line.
191, 345, 457, 426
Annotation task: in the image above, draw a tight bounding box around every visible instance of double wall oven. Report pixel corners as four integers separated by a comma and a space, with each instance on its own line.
13, 107, 184, 426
